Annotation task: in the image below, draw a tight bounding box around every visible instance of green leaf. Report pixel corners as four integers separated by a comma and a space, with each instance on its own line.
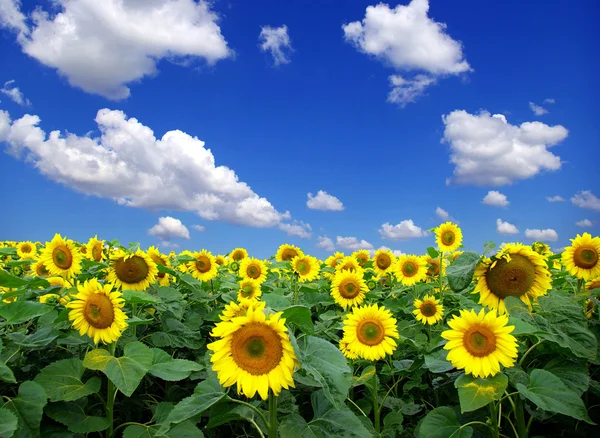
418, 407, 472, 438
279, 409, 372, 438
282, 305, 314, 335
455, 373, 508, 413
0, 271, 30, 288
123, 425, 156, 438
2, 381, 47, 438
34, 358, 102, 402
150, 317, 205, 349
352, 366, 376, 388
0, 301, 53, 325
149, 348, 203, 381
516, 369, 594, 424
483, 241, 496, 256
156, 390, 226, 435
45, 402, 110, 433
7, 328, 59, 349
122, 290, 162, 304
262, 293, 292, 310
543, 358, 590, 396
83, 341, 153, 397
0, 409, 18, 438
426, 247, 439, 259
424, 349, 454, 373
446, 251, 480, 292
0, 361, 16, 384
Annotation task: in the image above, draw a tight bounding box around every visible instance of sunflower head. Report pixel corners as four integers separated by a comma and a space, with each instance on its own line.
31, 258, 51, 277
291, 255, 320, 282
147, 245, 171, 286
452, 251, 464, 262
342, 304, 399, 361
186, 249, 219, 282
276, 244, 304, 262
339, 337, 359, 360
413, 295, 444, 325
215, 255, 227, 266
220, 300, 266, 322
425, 255, 447, 278
230, 248, 249, 262
17, 241, 36, 259
562, 233, 600, 281
238, 278, 262, 303
331, 270, 369, 309
240, 258, 268, 284
373, 249, 396, 276
531, 241, 552, 256
86, 236, 106, 262
435, 222, 463, 253
586, 299, 596, 319
366, 279, 377, 291
352, 250, 371, 267
394, 254, 428, 286
335, 256, 363, 274
107, 249, 158, 291
40, 234, 83, 279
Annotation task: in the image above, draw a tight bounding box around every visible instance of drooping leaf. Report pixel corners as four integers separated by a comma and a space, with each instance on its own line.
279, 408, 371, 438
418, 407, 472, 438
543, 358, 590, 396
0, 301, 53, 325
455, 373, 508, 413
262, 293, 292, 310
7, 328, 59, 349
2, 381, 47, 438
0, 409, 18, 438
282, 305, 314, 335
446, 252, 480, 292
45, 402, 110, 433
34, 358, 101, 402
149, 348, 203, 381
156, 390, 226, 435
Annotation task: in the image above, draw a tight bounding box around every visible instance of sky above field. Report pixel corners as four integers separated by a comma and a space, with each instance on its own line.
0, 0, 599, 258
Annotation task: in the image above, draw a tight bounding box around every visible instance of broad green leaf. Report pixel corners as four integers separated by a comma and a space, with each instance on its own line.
383, 411, 404, 437
149, 348, 203, 381
45, 402, 110, 433
544, 358, 590, 396
455, 373, 508, 413
150, 318, 204, 349
7, 328, 59, 349
262, 293, 292, 310
34, 358, 101, 402
269, 261, 291, 270
282, 305, 314, 335
516, 369, 594, 424
125, 421, 204, 438
2, 381, 47, 438
426, 247, 439, 259
424, 349, 453, 373
352, 366, 376, 388
122, 290, 162, 304
0, 271, 30, 288
0, 361, 16, 384
0, 301, 53, 325
279, 408, 372, 438
0, 247, 17, 256
206, 403, 255, 429
123, 425, 156, 438
446, 251, 480, 292
0, 409, 18, 438
156, 391, 226, 435
418, 407, 472, 438
482, 241, 496, 256
83, 341, 153, 397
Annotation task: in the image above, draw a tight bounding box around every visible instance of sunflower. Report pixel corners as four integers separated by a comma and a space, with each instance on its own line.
208, 304, 297, 400
215, 255, 227, 266
394, 254, 428, 286
586, 299, 596, 319
331, 270, 368, 309
587, 277, 600, 291
30, 258, 51, 277
352, 250, 371, 268
186, 249, 219, 282
342, 304, 399, 361
413, 295, 444, 325
335, 256, 363, 274
473, 243, 552, 314
425, 255, 447, 279
239, 257, 268, 284
442, 308, 518, 378
86, 236, 106, 262
275, 244, 304, 262
40, 234, 83, 279
562, 233, 600, 281
291, 255, 320, 282
373, 249, 396, 277
107, 249, 158, 291
147, 246, 171, 286
230, 248, 249, 262
40, 276, 72, 305
221, 300, 266, 322
435, 222, 463, 253
339, 337, 359, 360
17, 241, 36, 259
238, 278, 262, 303
67, 278, 128, 344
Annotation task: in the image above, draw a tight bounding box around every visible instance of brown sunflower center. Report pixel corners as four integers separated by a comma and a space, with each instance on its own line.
281, 249, 298, 261
37, 263, 50, 276
21, 244, 32, 253
296, 260, 309, 275
420, 302, 437, 317
92, 244, 103, 262
356, 319, 385, 346
230, 323, 283, 376
427, 259, 440, 276
232, 251, 245, 261
573, 246, 598, 269
402, 261, 418, 277
339, 279, 361, 299
83, 293, 115, 329
216, 257, 225, 266
376, 254, 391, 270
52, 245, 73, 270
115, 255, 150, 284
485, 254, 536, 299
80, 246, 88, 254
442, 231, 455, 245
241, 284, 254, 298
463, 325, 496, 357
195, 255, 212, 273
150, 254, 166, 279
357, 256, 368, 267
247, 265, 260, 279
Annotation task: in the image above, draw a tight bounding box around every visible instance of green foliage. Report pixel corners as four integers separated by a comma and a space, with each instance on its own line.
455, 373, 508, 413
418, 407, 472, 438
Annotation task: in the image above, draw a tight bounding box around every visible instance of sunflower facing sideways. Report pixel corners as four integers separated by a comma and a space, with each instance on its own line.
186, 249, 219, 282
473, 243, 551, 314
442, 308, 518, 378
40, 234, 83, 279
208, 304, 297, 400
335, 256, 363, 274
147, 246, 172, 286
373, 249, 396, 277
86, 236, 106, 262
413, 295, 444, 325
291, 254, 320, 282
342, 304, 399, 361
230, 247, 249, 263
107, 249, 158, 291
17, 241, 36, 259
394, 254, 428, 286
238, 278, 262, 303
331, 270, 369, 309
67, 278, 128, 344
352, 249, 371, 268
275, 244, 304, 262
562, 232, 600, 281
30, 258, 51, 277
435, 222, 463, 253
239, 257, 268, 284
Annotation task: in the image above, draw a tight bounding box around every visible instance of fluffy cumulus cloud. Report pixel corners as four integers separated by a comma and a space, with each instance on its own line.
482, 191, 509, 207
525, 228, 558, 242
576, 219, 593, 227
496, 219, 519, 235
306, 190, 344, 211
279, 220, 312, 239
442, 110, 568, 186
0, 108, 288, 227
192, 225, 205, 232
336, 236, 374, 250
546, 195, 565, 202
0, 0, 231, 99
342, 0, 470, 105
259, 25, 293, 66
316, 236, 335, 252
1, 80, 30, 106
148, 216, 190, 240
571, 191, 600, 212
529, 102, 548, 116
369, 246, 403, 257
435, 207, 458, 223
379, 219, 427, 240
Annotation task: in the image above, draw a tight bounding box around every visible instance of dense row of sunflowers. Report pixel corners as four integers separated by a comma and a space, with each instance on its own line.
0, 223, 599, 437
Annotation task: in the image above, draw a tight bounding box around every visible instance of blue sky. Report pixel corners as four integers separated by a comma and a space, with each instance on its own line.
0, 0, 598, 259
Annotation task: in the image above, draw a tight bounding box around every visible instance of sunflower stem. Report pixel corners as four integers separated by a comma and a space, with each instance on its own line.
268, 392, 278, 438
514, 396, 528, 438
106, 342, 117, 438
131, 303, 137, 338
488, 402, 500, 438
575, 278, 583, 295
371, 374, 380, 433
438, 252, 444, 299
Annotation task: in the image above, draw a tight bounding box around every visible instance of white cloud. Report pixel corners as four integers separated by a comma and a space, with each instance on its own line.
369, 246, 403, 257
336, 236, 374, 250
0, 108, 288, 227
552, 246, 565, 253
279, 220, 312, 239
379, 219, 427, 240
192, 225, 205, 232
0, 0, 27, 35
316, 236, 335, 252
0, 0, 231, 99
158, 241, 180, 249
546, 195, 565, 202
259, 25, 292, 66
148, 216, 190, 240
576, 219, 593, 227
1, 80, 30, 106
525, 228, 558, 242
544, 98, 556, 104
496, 219, 519, 235
306, 190, 344, 211
571, 190, 600, 212
482, 190, 509, 207
529, 102, 548, 116
435, 207, 458, 223
387, 74, 436, 106
442, 110, 568, 186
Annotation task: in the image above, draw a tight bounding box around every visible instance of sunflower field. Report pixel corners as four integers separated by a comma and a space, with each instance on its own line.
1, 225, 599, 438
